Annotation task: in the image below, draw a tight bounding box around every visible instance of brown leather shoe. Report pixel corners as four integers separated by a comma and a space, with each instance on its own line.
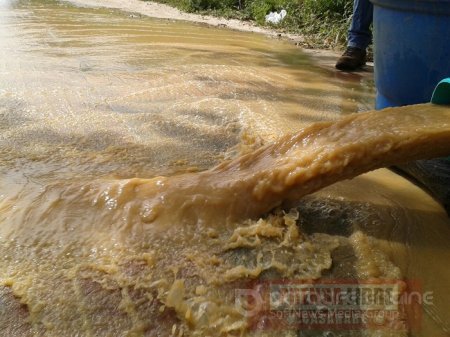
335, 47, 367, 71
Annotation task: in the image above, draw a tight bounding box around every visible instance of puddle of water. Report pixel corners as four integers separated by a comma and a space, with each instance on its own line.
0, 0, 375, 178
0, 1, 449, 337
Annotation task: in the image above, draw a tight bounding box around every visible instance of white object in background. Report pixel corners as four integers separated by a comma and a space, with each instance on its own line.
265, 9, 287, 24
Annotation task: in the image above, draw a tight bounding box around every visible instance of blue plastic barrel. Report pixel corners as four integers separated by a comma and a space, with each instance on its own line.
371, 0, 450, 109
371, 0, 450, 210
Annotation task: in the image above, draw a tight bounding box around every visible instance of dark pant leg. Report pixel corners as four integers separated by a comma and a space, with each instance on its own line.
348, 0, 374, 50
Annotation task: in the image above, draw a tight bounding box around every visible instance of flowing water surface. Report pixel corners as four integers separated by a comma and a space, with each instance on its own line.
0, 1, 449, 336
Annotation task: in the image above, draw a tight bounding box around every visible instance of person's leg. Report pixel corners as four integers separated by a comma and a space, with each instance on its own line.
348, 0, 373, 50
336, 0, 373, 71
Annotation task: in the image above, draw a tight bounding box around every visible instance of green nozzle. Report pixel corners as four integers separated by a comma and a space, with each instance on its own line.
431, 78, 450, 162
431, 78, 450, 105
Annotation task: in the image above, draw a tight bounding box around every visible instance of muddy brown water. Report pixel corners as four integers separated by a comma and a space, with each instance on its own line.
0, 0, 449, 336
